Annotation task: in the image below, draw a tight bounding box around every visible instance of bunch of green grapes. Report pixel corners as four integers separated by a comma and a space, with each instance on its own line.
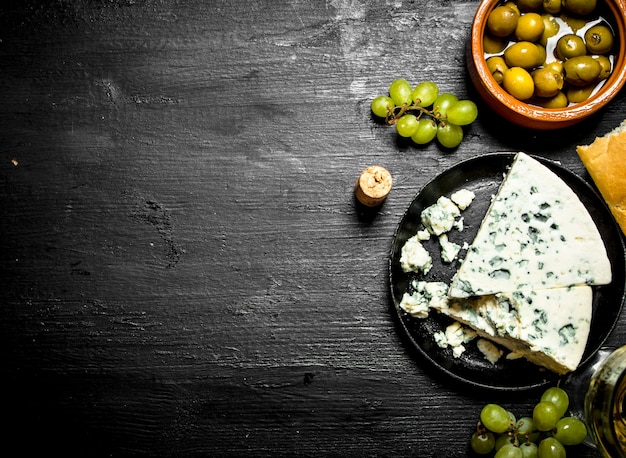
470, 387, 587, 457
370, 79, 478, 149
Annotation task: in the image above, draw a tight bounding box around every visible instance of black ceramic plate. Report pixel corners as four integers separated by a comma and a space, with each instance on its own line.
389, 152, 626, 391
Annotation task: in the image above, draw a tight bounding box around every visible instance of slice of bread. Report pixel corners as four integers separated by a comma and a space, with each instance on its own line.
576, 120, 626, 237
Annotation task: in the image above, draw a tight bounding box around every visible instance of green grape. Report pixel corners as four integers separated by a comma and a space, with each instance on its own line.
436, 123, 463, 149
516, 416, 540, 445
540, 387, 569, 418
389, 78, 413, 106
481, 404, 512, 434
553, 416, 587, 445
537, 437, 566, 458
395, 114, 419, 137
525, 430, 541, 445
410, 118, 438, 144
495, 433, 515, 451
371, 95, 395, 118
507, 411, 517, 427
519, 441, 538, 458
446, 100, 478, 126
516, 417, 535, 435
432, 93, 459, 117
533, 401, 560, 431
411, 81, 439, 107
471, 431, 496, 455
495, 443, 523, 458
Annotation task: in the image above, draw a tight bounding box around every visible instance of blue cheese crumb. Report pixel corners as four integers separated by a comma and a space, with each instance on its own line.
506, 351, 524, 360
400, 235, 433, 274
451, 189, 476, 210
400, 281, 448, 318
421, 196, 461, 235
477, 339, 504, 364
454, 217, 464, 232
434, 321, 478, 358
399, 292, 429, 318
417, 229, 431, 241
433, 330, 448, 349
438, 234, 462, 263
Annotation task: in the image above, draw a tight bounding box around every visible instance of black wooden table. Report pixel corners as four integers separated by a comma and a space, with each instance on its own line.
1, 1, 624, 456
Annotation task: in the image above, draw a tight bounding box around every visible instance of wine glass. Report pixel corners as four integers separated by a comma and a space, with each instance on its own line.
563, 345, 626, 457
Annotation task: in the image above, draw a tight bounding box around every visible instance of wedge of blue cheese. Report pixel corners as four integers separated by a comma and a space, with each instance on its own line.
448, 152, 612, 298
439, 286, 593, 374
401, 280, 592, 373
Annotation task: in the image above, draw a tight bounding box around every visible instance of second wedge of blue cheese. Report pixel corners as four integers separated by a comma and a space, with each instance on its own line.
449, 152, 612, 298
398, 279, 592, 373
430, 285, 593, 374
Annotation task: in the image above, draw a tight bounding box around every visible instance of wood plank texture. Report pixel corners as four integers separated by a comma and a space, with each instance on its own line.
1, 0, 624, 456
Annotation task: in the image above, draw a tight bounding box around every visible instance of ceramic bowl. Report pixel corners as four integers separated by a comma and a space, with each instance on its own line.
467, 0, 626, 130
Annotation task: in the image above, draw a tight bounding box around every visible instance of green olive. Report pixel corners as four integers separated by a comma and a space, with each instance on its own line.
545, 60, 564, 74
502, 1, 521, 16
515, 12, 545, 41
487, 56, 509, 84
566, 84, 596, 103
535, 44, 547, 66
556, 33, 587, 60
516, 0, 543, 12
591, 54, 612, 79
504, 41, 542, 69
484, 33, 508, 54
539, 14, 560, 47
563, 55, 602, 86
585, 24, 614, 55
503, 66, 535, 100
487, 5, 520, 37
532, 67, 564, 97
534, 91, 569, 107
542, 0, 562, 14
562, 0, 597, 16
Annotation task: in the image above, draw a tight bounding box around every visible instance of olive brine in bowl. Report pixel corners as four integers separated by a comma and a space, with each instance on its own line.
467, 0, 626, 129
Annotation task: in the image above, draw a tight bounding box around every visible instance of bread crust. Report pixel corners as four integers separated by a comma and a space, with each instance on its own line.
577, 120, 626, 236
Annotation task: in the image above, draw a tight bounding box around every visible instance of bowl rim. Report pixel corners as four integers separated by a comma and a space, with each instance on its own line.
471, 0, 626, 124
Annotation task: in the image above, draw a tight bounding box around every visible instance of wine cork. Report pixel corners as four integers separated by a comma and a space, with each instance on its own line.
355, 165, 392, 207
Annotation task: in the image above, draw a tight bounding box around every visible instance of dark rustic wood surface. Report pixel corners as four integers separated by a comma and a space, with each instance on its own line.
1, 0, 624, 456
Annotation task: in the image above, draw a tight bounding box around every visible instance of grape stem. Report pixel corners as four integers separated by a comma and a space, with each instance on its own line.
385, 101, 447, 127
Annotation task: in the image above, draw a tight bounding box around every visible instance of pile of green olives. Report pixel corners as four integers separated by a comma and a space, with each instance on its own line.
483, 0, 617, 107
